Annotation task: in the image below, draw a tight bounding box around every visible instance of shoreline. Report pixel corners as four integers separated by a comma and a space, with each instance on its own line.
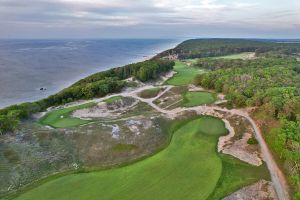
2, 38, 296, 199
0, 39, 180, 109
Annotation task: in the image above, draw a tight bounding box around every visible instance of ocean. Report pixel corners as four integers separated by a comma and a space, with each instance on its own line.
0, 39, 179, 108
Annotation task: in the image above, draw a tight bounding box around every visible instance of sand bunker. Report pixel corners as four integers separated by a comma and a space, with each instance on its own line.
188, 84, 204, 92
72, 97, 138, 119
223, 179, 278, 200
218, 119, 263, 166
221, 132, 263, 166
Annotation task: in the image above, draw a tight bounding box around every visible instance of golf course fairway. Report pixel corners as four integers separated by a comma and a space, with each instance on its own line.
165, 60, 204, 86
15, 116, 227, 200
39, 102, 96, 128
183, 91, 216, 107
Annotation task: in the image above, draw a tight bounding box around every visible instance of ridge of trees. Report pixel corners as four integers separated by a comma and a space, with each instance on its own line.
0, 58, 174, 134
158, 39, 300, 59
193, 55, 300, 198
194, 56, 300, 119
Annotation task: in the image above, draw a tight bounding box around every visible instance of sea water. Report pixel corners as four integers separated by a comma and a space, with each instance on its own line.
0, 39, 179, 108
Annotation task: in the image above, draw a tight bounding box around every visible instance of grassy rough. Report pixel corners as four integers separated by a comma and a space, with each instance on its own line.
138, 88, 161, 99
104, 96, 123, 104
165, 61, 204, 86
39, 102, 95, 128
182, 91, 216, 107
112, 144, 138, 152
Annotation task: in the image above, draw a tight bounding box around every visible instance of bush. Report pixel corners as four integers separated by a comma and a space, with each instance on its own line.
247, 137, 258, 145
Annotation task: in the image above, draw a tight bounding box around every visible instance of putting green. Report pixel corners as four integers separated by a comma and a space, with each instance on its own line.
183, 91, 216, 107
209, 154, 270, 200
166, 61, 204, 86
15, 116, 227, 200
39, 102, 96, 128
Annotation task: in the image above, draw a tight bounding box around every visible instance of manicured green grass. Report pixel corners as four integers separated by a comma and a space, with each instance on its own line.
16, 116, 269, 200
104, 96, 123, 103
182, 91, 216, 107
39, 102, 96, 128
138, 87, 161, 99
209, 154, 270, 200
166, 61, 204, 86
14, 117, 227, 200
213, 52, 254, 60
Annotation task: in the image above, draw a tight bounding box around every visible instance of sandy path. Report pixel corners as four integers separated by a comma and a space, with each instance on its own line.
232, 109, 289, 200
42, 81, 289, 200
123, 88, 290, 200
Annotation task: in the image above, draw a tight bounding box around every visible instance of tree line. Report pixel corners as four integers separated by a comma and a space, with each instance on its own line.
0, 58, 174, 134
158, 39, 300, 59
193, 55, 300, 198
194, 56, 300, 118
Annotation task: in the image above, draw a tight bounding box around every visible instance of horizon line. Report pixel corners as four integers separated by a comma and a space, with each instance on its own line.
0, 37, 300, 40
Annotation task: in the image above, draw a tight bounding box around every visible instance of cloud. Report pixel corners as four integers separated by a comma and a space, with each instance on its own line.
0, 0, 260, 25
0, 0, 299, 38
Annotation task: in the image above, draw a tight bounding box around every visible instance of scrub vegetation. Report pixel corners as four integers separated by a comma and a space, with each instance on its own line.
1, 103, 167, 198
138, 88, 161, 99
112, 143, 138, 152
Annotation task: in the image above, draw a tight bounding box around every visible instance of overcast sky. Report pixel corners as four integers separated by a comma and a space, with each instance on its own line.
0, 0, 299, 39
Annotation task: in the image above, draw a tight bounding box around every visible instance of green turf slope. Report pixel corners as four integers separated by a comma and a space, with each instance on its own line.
15, 116, 269, 200
39, 102, 95, 128
183, 91, 216, 107
166, 61, 204, 86
15, 117, 227, 200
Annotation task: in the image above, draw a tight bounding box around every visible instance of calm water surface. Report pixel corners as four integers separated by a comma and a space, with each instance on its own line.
0, 39, 179, 108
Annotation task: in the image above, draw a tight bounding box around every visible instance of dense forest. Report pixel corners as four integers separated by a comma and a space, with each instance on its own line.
0, 59, 174, 134
193, 54, 300, 198
158, 39, 300, 59
194, 56, 300, 118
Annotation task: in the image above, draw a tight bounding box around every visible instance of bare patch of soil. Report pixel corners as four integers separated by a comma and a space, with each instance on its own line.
218, 115, 263, 166
188, 84, 204, 92
154, 86, 187, 110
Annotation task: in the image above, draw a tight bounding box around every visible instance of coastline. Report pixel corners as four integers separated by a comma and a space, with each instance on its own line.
0, 39, 181, 109
2, 38, 297, 199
